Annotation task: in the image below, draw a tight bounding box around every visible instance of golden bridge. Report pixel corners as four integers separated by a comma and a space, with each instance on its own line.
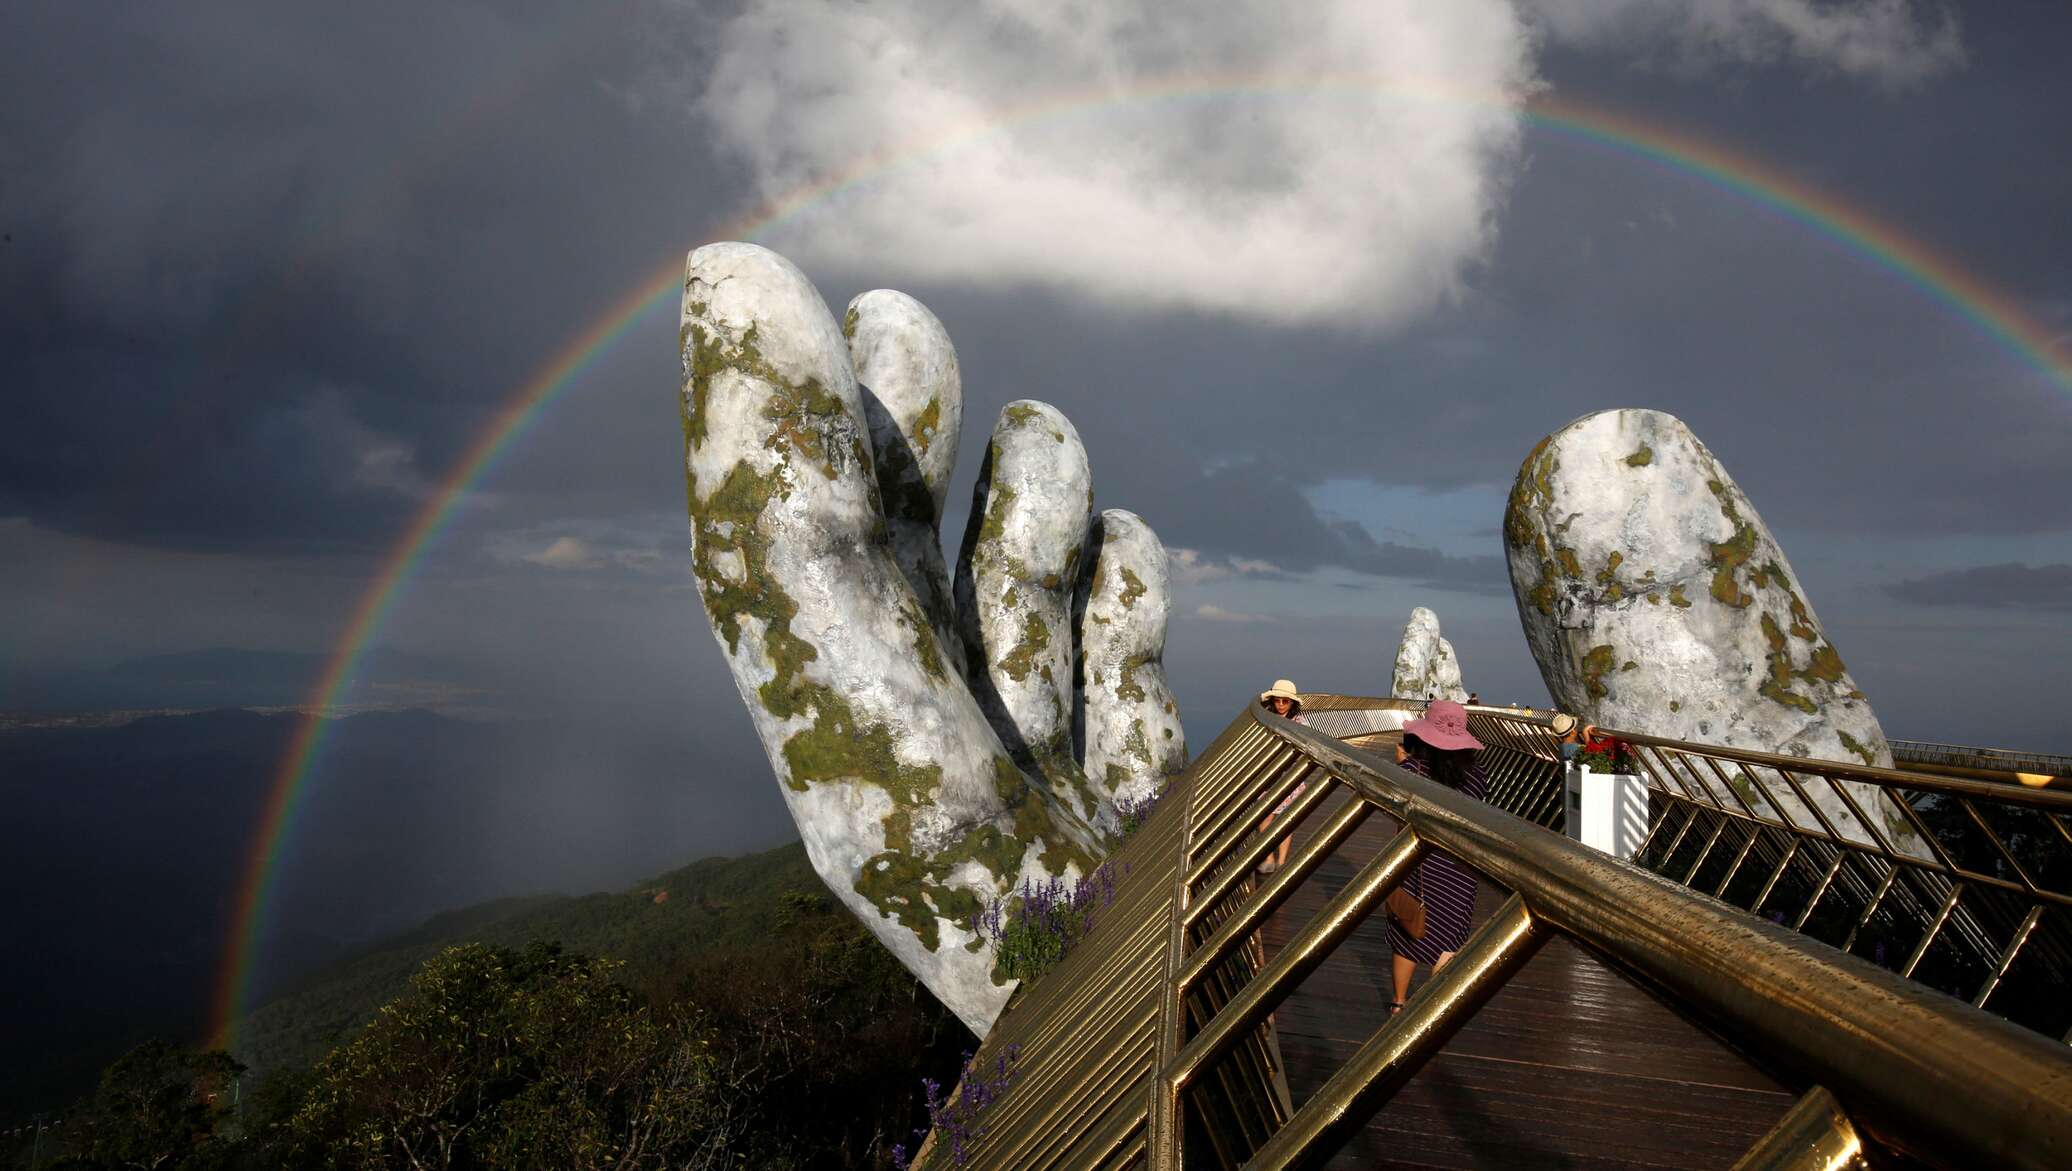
914, 697, 2072, 1169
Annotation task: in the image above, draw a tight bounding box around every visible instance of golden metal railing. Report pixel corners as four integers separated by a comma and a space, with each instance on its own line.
1444, 706, 2072, 1040
1888, 738, 2070, 788
929, 697, 2072, 1170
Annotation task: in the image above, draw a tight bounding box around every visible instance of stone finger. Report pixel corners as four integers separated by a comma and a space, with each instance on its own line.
954, 400, 1101, 827
1503, 407, 1917, 853
1393, 606, 1467, 702
844, 289, 965, 678
1074, 509, 1187, 835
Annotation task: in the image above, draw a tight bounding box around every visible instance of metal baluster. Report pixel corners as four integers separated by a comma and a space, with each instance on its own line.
1713, 820, 1764, 898
1973, 905, 2044, 1010
1157, 831, 1426, 1126
1750, 833, 1803, 918
1840, 863, 1899, 954
1181, 797, 1375, 991
1901, 883, 1966, 980
1240, 897, 1544, 1171
1792, 849, 1849, 932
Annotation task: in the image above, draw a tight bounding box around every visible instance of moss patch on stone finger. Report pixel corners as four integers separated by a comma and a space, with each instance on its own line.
912, 396, 942, 457
998, 611, 1051, 682
1504, 434, 1573, 618
1118, 567, 1147, 610
1705, 479, 1758, 608
1836, 731, 1878, 767
1580, 644, 1617, 701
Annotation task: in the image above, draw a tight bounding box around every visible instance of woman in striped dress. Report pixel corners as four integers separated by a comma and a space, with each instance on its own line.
1385, 700, 1489, 1014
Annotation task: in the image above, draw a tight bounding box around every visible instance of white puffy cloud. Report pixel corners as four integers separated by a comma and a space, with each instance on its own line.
1523, 0, 1964, 87
523, 536, 604, 570
690, 0, 1537, 326
492, 523, 675, 573
1169, 547, 1291, 587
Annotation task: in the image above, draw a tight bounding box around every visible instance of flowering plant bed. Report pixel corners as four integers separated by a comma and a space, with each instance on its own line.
970, 862, 1121, 983
1576, 736, 1637, 774
892, 1045, 1022, 1169
1114, 780, 1171, 834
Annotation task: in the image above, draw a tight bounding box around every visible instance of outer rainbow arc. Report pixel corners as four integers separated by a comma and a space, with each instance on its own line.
211, 77, 2072, 1050
1530, 97, 2071, 395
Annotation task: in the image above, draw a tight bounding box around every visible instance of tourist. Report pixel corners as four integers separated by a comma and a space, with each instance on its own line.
1467, 691, 1480, 706
1387, 700, 1489, 1014
1550, 712, 1598, 763
1256, 680, 1308, 874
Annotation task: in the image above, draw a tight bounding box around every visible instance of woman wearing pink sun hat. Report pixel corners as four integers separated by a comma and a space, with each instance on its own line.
1386, 699, 1489, 1015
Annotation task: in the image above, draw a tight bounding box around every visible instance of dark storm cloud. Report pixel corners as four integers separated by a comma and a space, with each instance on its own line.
7, 0, 2066, 570
1885, 563, 2072, 611
1490, 17, 2072, 538
1136, 464, 1505, 591
0, 0, 2064, 742
0, 0, 736, 553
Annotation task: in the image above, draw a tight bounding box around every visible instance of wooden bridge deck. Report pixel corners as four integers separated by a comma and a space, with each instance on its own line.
1262, 785, 1796, 1169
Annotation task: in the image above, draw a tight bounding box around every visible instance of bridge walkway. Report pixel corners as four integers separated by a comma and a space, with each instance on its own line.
1266, 782, 1792, 1169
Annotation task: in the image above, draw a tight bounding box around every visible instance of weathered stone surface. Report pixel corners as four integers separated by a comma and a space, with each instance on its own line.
1392, 607, 1467, 702
845, 290, 965, 678
954, 401, 1101, 825
1503, 408, 1912, 848
679, 243, 1098, 1033
1074, 510, 1187, 834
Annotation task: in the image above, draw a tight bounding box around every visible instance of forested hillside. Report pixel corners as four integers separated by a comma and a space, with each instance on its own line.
233, 842, 829, 1076
0, 705, 790, 1114
13, 841, 967, 1169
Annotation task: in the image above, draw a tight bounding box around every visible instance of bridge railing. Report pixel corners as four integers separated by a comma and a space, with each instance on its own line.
1441, 704, 2072, 1039
1154, 706, 2072, 1170
1888, 738, 2072, 785
933, 698, 2072, 1170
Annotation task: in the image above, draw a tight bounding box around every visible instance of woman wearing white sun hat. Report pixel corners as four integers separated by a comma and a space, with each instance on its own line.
1256, 679, 1309, 873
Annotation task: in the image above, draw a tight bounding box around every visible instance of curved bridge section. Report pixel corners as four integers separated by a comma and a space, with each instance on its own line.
916, 696, 2072, 1170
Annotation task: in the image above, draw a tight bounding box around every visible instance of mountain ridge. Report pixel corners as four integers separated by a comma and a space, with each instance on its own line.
232, 841, 824, 1077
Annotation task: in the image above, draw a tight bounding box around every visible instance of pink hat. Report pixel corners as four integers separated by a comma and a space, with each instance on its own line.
1403, 700, 1483, 752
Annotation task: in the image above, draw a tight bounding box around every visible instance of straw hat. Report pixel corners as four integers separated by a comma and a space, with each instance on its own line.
1548, 712, 1578, 737
1403, 699, 1483, 751
1260, 679, 1302, 712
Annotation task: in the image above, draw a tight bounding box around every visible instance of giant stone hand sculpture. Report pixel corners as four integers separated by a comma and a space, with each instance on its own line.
1391, 606, 1467, 702
678, 243, 1185, 1034
1502, 408, 1915, 850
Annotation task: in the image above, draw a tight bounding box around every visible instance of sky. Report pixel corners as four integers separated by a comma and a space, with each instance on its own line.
3, 0, 2069, 867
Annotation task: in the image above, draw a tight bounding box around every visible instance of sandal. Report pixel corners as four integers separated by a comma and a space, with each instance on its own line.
1257, 859, 1278, 875
1388, 1001, 1405, 1015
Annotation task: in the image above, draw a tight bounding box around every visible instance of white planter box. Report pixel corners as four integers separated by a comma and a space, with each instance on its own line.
1565, 766, 1649, 860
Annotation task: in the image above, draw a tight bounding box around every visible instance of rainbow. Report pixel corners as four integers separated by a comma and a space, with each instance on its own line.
210, 79, 2072, 1046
